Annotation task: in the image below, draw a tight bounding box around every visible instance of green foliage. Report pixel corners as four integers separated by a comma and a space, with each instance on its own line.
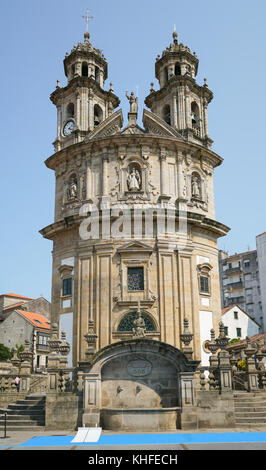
14, 344, 25, 360
0, 343, 13, 361
228, 338, 241, 345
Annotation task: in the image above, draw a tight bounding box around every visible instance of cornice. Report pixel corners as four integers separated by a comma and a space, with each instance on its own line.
39, 211, 230, 241
44, 130, 223, 172
145, 75, 213, 108
50, 76, 120, 108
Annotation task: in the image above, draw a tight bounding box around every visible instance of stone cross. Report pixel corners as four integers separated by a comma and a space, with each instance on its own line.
82, 8, 93, 33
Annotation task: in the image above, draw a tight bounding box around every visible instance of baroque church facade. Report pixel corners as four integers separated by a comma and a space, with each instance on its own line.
40, 28, 230, 429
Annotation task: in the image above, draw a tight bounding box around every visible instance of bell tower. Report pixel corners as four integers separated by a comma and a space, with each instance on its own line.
50, 29, 120, 152
145, 30, 213, 149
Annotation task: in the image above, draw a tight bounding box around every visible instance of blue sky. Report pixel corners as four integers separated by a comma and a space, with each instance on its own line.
1, 0, 266, 300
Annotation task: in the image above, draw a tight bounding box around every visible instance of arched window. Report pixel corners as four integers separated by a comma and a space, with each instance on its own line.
94, 104, 103, 127
163, 104, 171, 125
66, 103, 74, 118
175, 62, 181, 76
191, 102, 200, 126
82, 62, 88, 77
117, 312, 156, 332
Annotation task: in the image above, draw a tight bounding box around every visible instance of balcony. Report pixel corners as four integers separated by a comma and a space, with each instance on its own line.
36, 343, 49, 352
224, 266, 242, 275
226, 281, 243, 289
224, 296, 245, 306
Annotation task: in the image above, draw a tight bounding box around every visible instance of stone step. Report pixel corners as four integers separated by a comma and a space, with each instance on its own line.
0, 408, 44, 416
0, 414, 44, 421
0, 425, 45, 431
15, 399, 45, 405
235, 412, 266, 418
235, 407, 266, 412
234, 400, 266, 406
7, 403, 44, 411
0, 418, 45, 426
235, 417, 266, 424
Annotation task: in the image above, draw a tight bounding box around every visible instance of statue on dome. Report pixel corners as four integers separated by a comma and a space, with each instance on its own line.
126, 90, 138, 114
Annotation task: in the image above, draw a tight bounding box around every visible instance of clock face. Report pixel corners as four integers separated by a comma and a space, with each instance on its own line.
63, 121, 74, 137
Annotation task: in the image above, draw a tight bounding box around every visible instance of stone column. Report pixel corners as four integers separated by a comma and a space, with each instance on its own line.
172, 93, 178, 129
244, 337, 259, 392
20, 340, 33, 393
57, 105, 62, 139
178, 87, 185, 129
158, 147, 171, 205
47, 324, 62, 393
82, 373, 101, 427
88, 89, 94, 131
101, 153, 110, 209
177, 152, 185, 200
203, 99, 209, 138
216, 322, 232, 393
179, 372, 195, 406
76, 92, 81, 129
184, 87, 190, 128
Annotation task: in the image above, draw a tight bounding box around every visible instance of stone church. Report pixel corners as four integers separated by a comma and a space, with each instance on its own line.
39, 27, 231, 430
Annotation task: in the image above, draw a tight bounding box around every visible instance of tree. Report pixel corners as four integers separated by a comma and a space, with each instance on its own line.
0, 343, 13, 361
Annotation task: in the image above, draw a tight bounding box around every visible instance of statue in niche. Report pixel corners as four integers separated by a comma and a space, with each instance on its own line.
191, 175, 200, 199
127, 167, 141, 191
126, 91, 138, 114
67, 176, 78, 200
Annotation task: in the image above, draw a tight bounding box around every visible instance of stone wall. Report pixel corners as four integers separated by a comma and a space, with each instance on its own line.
0, 392, 27, 408
45, 393, 83, 430
180, 390, 235, 430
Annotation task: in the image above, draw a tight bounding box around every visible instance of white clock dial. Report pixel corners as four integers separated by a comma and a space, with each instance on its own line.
63, 121, 74, 137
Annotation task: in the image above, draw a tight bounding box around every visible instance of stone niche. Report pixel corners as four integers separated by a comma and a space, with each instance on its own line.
101, 353, 178, 409
82, 339, 195, 431
100, 352, 179, 431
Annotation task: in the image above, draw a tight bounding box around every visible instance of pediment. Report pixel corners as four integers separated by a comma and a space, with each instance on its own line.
142, 109, 186, 140
120, 123, 146, 135
85, 109, 123, 141
117, 241, 154, 254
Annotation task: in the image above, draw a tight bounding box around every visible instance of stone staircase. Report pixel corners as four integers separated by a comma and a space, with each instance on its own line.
234, 392, 266, 426
0, 394, 46, 431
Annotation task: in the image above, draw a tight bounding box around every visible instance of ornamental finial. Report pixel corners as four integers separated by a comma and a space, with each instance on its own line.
173, 25, 178, 44
82, 8, 93, 41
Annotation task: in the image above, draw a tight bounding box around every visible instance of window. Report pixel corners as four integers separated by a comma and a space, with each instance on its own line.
63, 278, 72, 296
200, 275, 210, 294
94, 104, 103, 127
128, 267, 144, 291
228, 263, 232, 269
163, 105, 171, 125
224, 326, 228, 336
118, 312, 156, 332
236, 328, 242, 337
191, 102, 200, 126
175, 62, 181, 76
234, 311, 238, 319
82, 62, 88, 77
243, 259, 250, 268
